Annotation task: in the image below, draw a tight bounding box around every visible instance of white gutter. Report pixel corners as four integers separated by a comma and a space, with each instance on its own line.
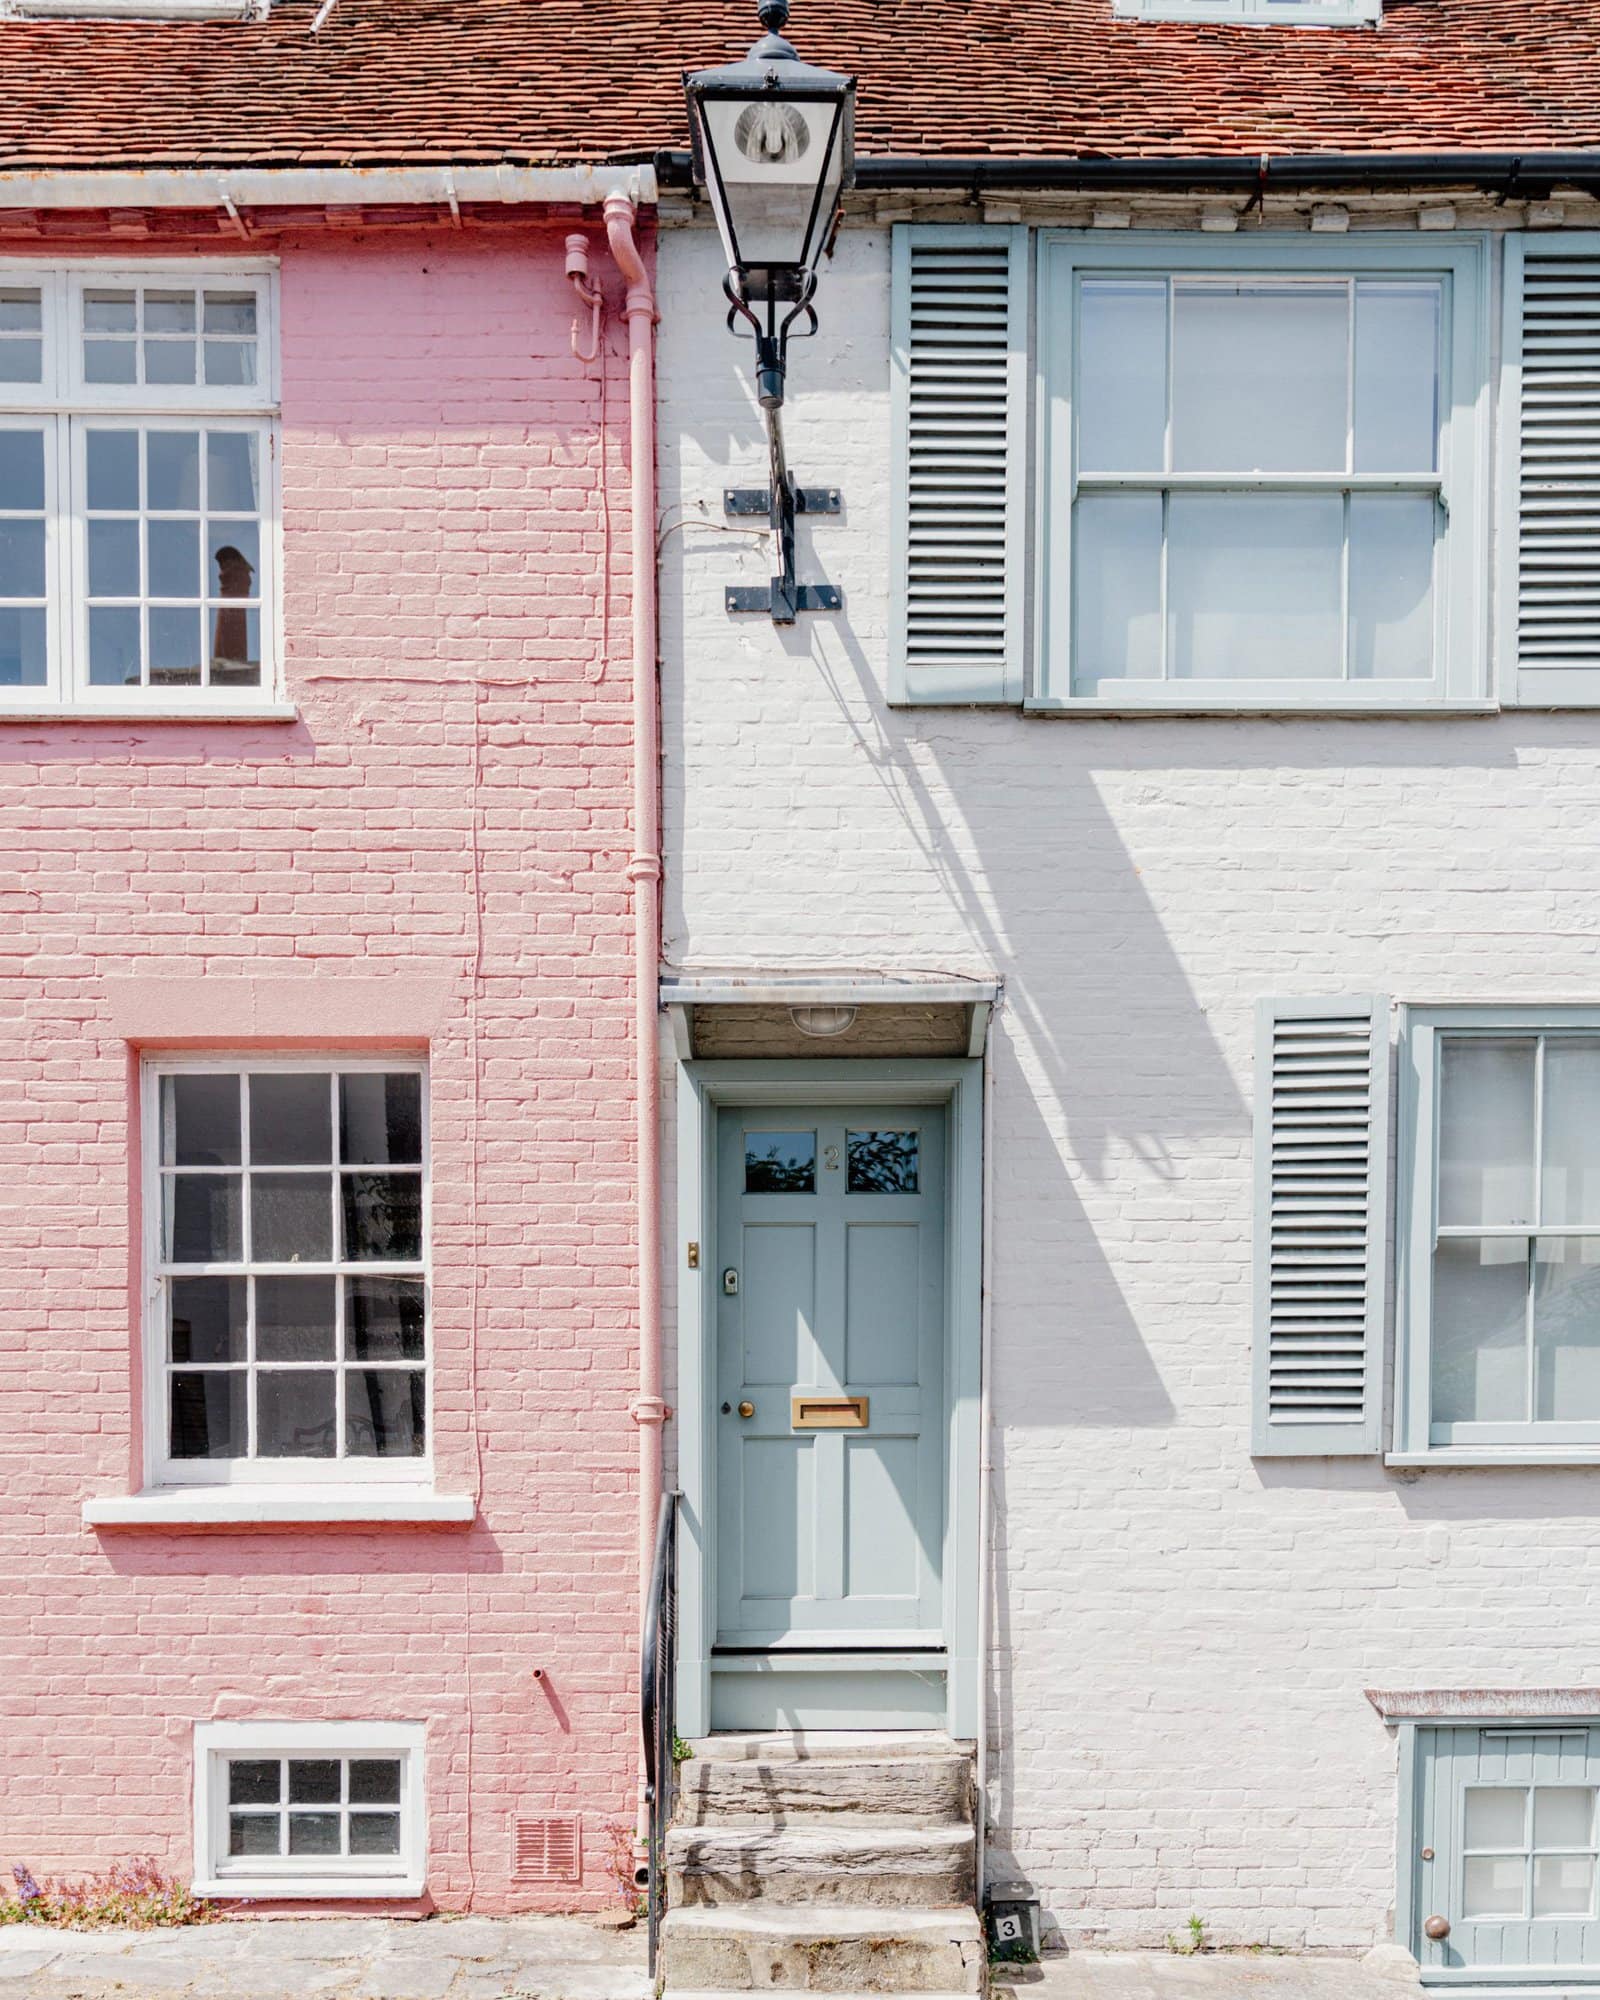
0, 163, 657, 210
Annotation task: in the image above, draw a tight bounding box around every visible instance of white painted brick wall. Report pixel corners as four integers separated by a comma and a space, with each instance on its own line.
657, 217, 1600, 1953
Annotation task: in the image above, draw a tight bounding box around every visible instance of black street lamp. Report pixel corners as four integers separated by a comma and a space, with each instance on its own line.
686, 0, 855, 622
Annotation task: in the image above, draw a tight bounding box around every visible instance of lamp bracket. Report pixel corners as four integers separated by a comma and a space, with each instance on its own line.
724, 485, 840, 517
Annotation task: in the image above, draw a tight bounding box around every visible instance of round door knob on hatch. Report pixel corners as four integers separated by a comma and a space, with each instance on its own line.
1423, 1916, 1450, 1942
737, 1401, 755, 1419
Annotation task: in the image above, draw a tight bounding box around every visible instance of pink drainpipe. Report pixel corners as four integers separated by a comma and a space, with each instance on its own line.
602, 193, 668, 1629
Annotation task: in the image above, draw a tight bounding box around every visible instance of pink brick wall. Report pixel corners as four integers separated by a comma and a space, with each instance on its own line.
0, 223, 645, 1913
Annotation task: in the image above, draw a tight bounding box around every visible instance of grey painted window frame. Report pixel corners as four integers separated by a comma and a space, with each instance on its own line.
1032, 230, 1492, 715
1394, 1004, 1600, 1466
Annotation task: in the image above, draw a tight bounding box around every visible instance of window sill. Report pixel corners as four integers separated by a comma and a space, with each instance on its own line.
83, 1489, 476, 1527
191, 1874, 425, 1901
1386, 1450, 1600, 1469
0, 703, 299, 724
1022, 698, 1502, 720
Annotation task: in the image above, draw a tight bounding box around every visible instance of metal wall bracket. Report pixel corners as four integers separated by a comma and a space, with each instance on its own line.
722, 405, 842, 625
724, 486, 841, 517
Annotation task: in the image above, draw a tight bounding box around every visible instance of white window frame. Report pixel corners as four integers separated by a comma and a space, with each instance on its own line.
1112, 0, 1379, 22
1034, 232, 1490, 714
0, 258, 280, 715
192, 1721, 426, 1900
1395, 1004, 1600, 1466
141, 1054, 432, 1494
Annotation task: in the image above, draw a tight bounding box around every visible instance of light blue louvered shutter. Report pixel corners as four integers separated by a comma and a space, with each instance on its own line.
889, 224, 1028, 705
1504, 233, 1600, 705
1252, 997, 1390, 1456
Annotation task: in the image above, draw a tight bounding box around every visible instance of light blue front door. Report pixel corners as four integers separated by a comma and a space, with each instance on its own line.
1415, 1724, 1600, 1978
715, 1105, 946, 1651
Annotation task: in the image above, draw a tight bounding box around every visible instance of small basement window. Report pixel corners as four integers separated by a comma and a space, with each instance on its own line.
1112, 0, 1378, 22
193, 1722, 425, 1898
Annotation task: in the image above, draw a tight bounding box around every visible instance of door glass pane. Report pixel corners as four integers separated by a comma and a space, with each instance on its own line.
847, 1131, 920, 1193
1167, 494, 1342, 681
1534, 1240, 1600, 1421
1171, 282, 1347, 473
1348, 494, 1434, 681
1464, 1853, 1527, 1919
1467, 1787, 1530, 1849
1542, 1041, 1600, 1225
1432, 1237, 1530, 1425
1077, 279, 1167, 474
1534, 1853, 1596, 1918
1073, 493, 1163, 691
745, 1131, 816, 1193
1353, 280, 1440, 474
1536, 1787, 1596, 1848
1438, 1038, 1537, 1226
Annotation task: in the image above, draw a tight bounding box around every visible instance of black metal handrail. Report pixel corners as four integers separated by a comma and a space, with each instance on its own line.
641, 1488, 680, 1981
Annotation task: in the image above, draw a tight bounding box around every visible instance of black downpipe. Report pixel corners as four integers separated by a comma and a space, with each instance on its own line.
652, 147, 1600, 198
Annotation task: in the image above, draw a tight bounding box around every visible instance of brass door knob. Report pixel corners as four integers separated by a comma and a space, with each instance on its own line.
738, 1401, 755, 1419
1424, 1916, 1450, 1941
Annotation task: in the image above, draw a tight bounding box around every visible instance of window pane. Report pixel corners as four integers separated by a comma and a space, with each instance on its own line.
143, 292, 195, 335
251, 1073, 333, 1166
251, 1172, 334, 1263
208, 518, 260, 589
228, 1812, 281, 1857
209, 608, 261, 687
0, 430, 45, 511
1077, 279, 1167, 474
88, 519, 140, 598
1464, 1854, 1526, 1919
204, 292, 257, 337
745, 1131, 816, 1193
1171, 282, 1347, 474
163, 1073, 241, 1165
1467, 1788, 1529, 1849
86, 429, 139, 511
147, 606, 202, 686
1534, 1853, 1596, 1918
342, 1173, 423, 1261
146, 518, 199, 599
1349, 495, 1434, 681
287, 1760, 340, 1805
340, 1073, 423, 1165
84, 289, 135, 334
0, 520, 43, 603
287, 1813, 342, 1856
1542, 1041, 1600, 1225
1353, 280, 1440, 475
207, 431, 259, 513
345, 1276, 426, 1361
1536, 1787, 1595, 1849
1533, 1239, 1600, 1423
169, 1276, 247, 1364
345, 1369, 426, 1457
1072, 494, 1163, 691
165, 1174, 244, 1263
146, 431, 200, 511
256, 1370, 337, 1458
228, 1760, 281, 1806
1432, 1236, 1530, 1425
0, 607, 45, 688
1168, 494, 1342, 681
204, 340, 257, 388
255, 1274, 337, 1363
349, 1812, 402, 1856
0, 289, 42, 386
0, 340, 41, 386
1439, 1038, 1537, 1226
348, 1760, 401, 1805
170, 1370, 246, 1458
847, 1131, 920, 1193
84, 339, 136, 386
88, 605, 141, 687
144, 339, 196, 387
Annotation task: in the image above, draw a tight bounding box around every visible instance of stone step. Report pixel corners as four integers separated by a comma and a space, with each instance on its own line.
660, 1902, 987, 1994
687, 1731, 968, 1763
677, 1752, 973, 1827
668, 1821, 975, 1908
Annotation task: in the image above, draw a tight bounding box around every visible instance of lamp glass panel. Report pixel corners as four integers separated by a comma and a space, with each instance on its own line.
697, 94, 843, 273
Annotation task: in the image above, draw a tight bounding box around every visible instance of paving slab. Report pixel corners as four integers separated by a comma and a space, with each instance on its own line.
994, 1948, 1424, 2000
0, 1916, 650, 2000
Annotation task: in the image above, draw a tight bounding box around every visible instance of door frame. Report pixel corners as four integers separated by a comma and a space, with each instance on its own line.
675, 1057, 984, 1739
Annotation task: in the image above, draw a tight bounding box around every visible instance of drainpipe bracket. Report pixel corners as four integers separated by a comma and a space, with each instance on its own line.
631, 1396, 673, 1426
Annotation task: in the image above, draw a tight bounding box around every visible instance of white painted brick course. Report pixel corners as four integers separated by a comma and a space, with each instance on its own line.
657, 217, 1600, 1952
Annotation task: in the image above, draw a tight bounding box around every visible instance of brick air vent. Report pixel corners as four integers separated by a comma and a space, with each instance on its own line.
512, 1814, 582, 1883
